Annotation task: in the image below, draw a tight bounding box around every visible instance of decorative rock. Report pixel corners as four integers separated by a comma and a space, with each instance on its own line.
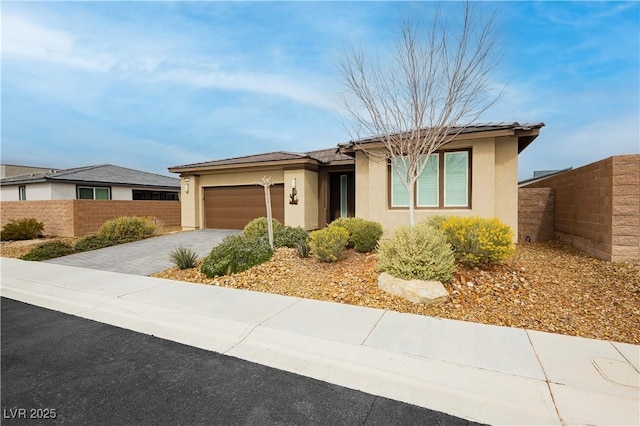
377, 272, 449, 305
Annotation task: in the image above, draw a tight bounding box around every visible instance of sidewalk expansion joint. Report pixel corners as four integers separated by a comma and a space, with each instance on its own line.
526, 330, 564, 425
359, 309, 388, 345
223, 298, 304, 354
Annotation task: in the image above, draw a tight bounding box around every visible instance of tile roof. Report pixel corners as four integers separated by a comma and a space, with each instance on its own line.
169, 122, 543, 172
0, 164, 179, 188
340, 122, 545, 146
170, 148, 353, 171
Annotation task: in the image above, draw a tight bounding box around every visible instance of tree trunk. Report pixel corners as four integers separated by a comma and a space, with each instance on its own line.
408, 178, 416, 227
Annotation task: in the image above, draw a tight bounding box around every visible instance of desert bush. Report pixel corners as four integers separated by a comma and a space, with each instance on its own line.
440, 216, 515, 267
1, 218, 45, 241
169, 246, 198, 270
243, 217, 283, 240
20, 241, 75, 261
329, 218, 383, 253
275, 226, 309, 248
296, 239, 311, 258
377, 223, 455, 282
74, 235, 119, 252
328, 217, 363, 248
98, 216, 156, 242
142, 216, 164, 235
309, 226, 349, 262
200, 234, 273, 278
424, 215, 451, 231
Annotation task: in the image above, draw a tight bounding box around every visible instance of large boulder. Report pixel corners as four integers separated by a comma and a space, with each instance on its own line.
378, 272, 449, 305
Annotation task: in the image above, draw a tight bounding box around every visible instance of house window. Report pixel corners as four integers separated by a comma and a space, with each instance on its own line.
18, 186, 26, 201
390, 149, 470, 209
340, 175, 348, 218
77, 186, 111, 200
132, 190, 179, 201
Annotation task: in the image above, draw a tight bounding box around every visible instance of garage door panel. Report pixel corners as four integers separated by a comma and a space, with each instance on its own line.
204, 185, 284, 229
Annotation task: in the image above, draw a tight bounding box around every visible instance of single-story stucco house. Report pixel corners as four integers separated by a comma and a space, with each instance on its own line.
0, 164, 181, 237
168, 122, 544, 240
0, 164, 180, 201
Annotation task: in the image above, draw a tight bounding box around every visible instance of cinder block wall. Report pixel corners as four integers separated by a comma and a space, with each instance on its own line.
74, 201, 181, 236
1, 200, 181, 237
0, 200, 76, 236
522, 155, 639, 263
518, 188, 555, 242
610, 156, 640, 262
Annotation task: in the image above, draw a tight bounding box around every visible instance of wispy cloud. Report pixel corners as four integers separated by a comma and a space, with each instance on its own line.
2, 11, 338, 112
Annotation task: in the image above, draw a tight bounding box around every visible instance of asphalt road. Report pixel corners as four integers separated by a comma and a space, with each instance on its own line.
1, 298, 480, 425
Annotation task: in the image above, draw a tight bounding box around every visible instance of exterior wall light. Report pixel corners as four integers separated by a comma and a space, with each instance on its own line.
289, 177, 298, 205
184, 177, 190, 194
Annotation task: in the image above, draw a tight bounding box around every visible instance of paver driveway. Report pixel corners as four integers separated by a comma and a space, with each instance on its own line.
45, 229, 239, 275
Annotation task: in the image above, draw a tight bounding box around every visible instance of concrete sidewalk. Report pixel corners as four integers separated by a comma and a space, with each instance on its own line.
1, 258, 638, 425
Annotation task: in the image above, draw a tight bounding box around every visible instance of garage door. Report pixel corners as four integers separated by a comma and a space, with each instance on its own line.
204, 184, 285, 229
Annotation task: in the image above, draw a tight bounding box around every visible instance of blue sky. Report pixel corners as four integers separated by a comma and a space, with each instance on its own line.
1, 1, 638, 180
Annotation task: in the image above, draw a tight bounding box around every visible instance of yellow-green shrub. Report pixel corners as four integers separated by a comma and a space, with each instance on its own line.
243, 217, 283, 240
98, 216, 157, 242
309, 226, 349, 262
329, 217, 383, 253
439, 216, 515, 267
377, 223, 455, 282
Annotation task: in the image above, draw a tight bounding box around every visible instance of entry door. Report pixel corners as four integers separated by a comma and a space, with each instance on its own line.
329, 172, 355, 222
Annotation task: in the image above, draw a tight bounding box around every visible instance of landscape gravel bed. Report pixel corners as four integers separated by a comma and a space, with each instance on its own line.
152, 240, 640, 345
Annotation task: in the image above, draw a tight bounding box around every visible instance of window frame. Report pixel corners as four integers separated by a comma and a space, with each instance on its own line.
77, 186, 111, 200
388, 148, 472, 210
132, 190, 180, 201
18, 185, 26, 201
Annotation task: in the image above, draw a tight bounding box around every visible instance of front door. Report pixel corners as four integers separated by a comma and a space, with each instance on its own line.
329, 172, 355, 222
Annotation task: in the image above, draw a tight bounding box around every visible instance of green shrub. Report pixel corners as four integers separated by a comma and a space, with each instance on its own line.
1, 218, 45, 241
377, 223, 455, 282
243, 217, 283, 240
20, 241, 75, 261
170, 246, 198, 270
74, 235, 119, 252
296, 239, 311, 258
200, 234, 273, 278
424, 215, 451, 231
439, 216, 515, 267
328, 217, 363, 248
275, 226, 309, 248
98, 216, 156, 242
329, 218, 383, 253
309, 226, 349, 262
142, 216, 164, 235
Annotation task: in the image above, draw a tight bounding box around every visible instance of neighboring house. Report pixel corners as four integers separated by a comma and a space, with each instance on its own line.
169, 122, 544, 241
0, 164, 180, 202
519, 155, 639, 263
517, 168, 572, 188
0, 164, 54, 179
0, 164, 181, 237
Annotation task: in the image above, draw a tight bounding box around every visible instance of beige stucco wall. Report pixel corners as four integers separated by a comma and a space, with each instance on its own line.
284, 169, 319, 230
181, 167, 287, 230
354, 136, 520, 240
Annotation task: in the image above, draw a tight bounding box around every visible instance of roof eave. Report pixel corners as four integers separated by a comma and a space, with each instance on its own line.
169, 157, 322, 174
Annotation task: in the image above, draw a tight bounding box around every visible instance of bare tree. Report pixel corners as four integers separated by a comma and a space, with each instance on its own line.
338, 2, 501, 226
260, 176, 275, 249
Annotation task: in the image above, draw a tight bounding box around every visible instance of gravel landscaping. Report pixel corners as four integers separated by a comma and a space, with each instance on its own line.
4, 233, 637, 345
152, 240, 640, 345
